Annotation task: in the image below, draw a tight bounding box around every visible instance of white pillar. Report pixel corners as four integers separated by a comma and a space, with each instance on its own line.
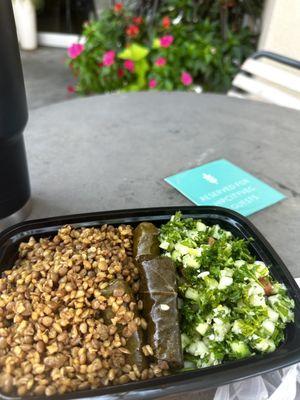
13, 0, 37, 51
259, 0, 300, 60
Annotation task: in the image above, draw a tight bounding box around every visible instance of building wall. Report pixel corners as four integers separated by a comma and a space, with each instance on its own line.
94, 0, 110, 17
259, 0, 300, 60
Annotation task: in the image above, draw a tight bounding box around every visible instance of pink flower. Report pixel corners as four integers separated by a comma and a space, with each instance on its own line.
181, 71, 193, 86
149, 79, 157, 89
103, 50, 116, 67
155, 57, 166, 67
67, 43, 84, 59
124, 60, 135, 72
67, 85, 75, 94
160, 35, 174, 48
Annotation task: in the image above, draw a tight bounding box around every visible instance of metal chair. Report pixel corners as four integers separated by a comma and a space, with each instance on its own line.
228, 51, 300, 110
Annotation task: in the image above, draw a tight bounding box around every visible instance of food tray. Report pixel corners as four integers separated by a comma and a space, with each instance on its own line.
0, 206, 300, 400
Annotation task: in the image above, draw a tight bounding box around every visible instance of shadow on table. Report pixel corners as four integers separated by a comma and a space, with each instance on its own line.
27, 196, 71, 220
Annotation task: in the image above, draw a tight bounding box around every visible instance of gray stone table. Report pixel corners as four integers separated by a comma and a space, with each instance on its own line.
23, 92, 300, 399
26, 92, 300, 276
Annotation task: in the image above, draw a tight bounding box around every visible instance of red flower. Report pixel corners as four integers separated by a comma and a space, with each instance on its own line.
114, 3, 123, 12
98, 62, 103, 67
118, 68, 125, 78
133, 16, 143, 25
162, 16, 171, 29
126, 24, 139, 37
67, 85, 75, 94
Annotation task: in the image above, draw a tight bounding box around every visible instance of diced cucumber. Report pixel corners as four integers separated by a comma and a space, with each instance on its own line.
175, 243, 190, 255
254, 339, 276, 353
249, 294, 266, 307
218, 276, 233, 290
198, 271, 210, 279
187, 230, 199, 240
213, 305, 230, 316
211, 225, 221, 239
159, 240, 170, 250
196, 221, 207, 232
234, 260, 245, 268
181, 333, 190, 349
220, 268, 233, 277
171, 249, 181, 261
253, 261, 269, 278
182, 254, 199, 268
187, 341, 208, 357
262, 320, 275, 336
267, 306, 279, 322
213, 318, 230, 341
230, 341, 251, 358
232, 320, 243, 335
185, 287, 199, 301
188, 247, 203, 257
268, 295, 294, 323
247, 282, 265, 297
204, 276, 218, 289
196, 322, 209, 336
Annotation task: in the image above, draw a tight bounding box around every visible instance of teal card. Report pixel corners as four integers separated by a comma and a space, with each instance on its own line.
165, 159, 285, 216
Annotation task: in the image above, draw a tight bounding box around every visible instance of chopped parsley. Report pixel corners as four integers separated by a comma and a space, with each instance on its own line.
159, 212, 294, 368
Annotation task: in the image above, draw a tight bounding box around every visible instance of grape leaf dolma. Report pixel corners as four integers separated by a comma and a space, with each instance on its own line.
102, 279, 147, 370
133, 222, 160, 261
134, 223, 183, 369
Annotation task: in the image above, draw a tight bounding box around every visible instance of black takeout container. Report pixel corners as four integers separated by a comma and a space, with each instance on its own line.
0, 206, 300, 400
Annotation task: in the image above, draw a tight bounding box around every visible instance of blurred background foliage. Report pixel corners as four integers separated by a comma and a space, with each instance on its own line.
68, 0, 263, 94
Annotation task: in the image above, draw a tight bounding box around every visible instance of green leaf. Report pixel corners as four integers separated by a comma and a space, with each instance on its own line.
152, 38, 161, 49
118, 43, 149, 61
135, 59, 149, 89
164, 80, 174, 91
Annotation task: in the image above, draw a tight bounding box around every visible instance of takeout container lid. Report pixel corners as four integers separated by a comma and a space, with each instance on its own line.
1, 206, 300, 400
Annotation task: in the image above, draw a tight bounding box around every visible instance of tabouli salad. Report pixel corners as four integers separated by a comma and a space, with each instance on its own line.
159, 212, 294, 368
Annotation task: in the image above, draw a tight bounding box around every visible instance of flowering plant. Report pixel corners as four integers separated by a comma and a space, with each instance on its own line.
67, 2, 256, 95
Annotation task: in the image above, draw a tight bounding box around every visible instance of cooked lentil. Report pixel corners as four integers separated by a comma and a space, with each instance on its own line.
0, 224, 169, 397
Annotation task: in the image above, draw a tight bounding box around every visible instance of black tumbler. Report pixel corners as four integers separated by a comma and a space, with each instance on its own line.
0, 0, 31, 230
